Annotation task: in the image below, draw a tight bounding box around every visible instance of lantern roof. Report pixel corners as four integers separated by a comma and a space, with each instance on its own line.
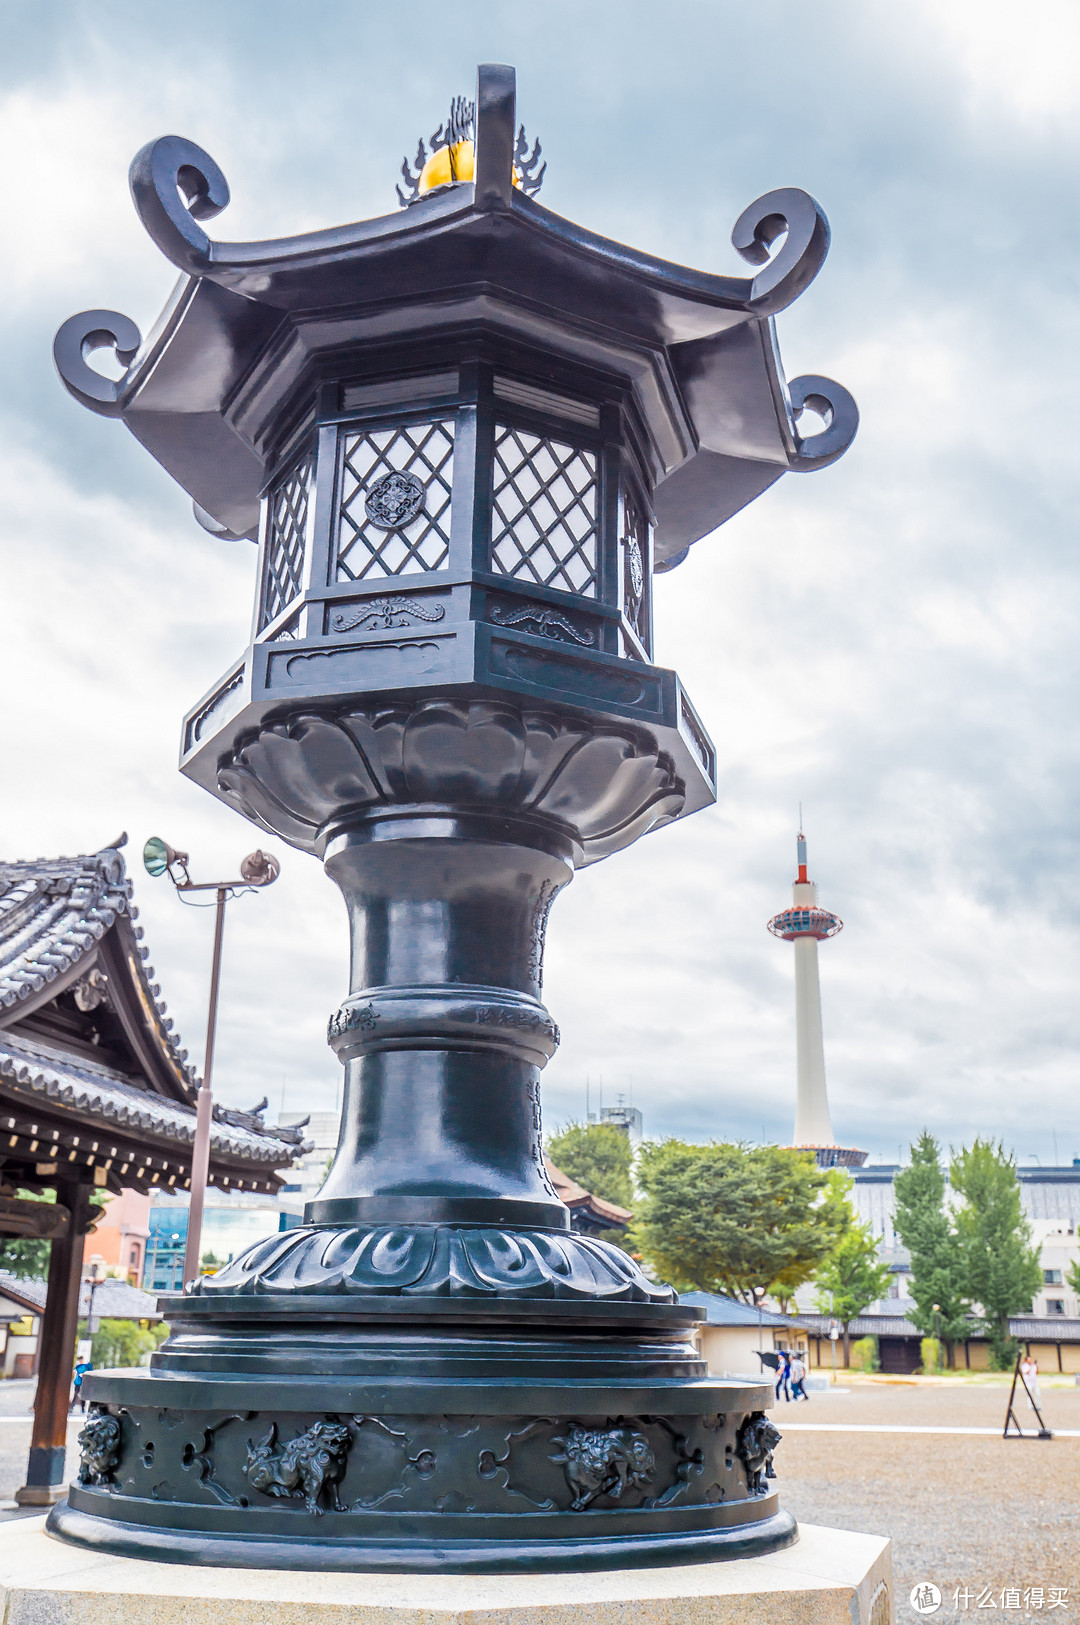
54, 64, 857, 567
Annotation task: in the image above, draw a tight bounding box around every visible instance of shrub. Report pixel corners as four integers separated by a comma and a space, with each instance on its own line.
920, 1336, 944, 1373
850, 1335, 879, 1372
84, 1318, 167, 1369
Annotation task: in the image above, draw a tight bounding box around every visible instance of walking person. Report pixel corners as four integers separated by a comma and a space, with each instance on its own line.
775, 1348, 791, 1402
789, 1350, 808, 1401
70, 1358, 92, 1414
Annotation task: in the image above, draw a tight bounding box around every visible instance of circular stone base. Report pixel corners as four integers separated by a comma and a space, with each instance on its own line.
9, 1517, 894, 1625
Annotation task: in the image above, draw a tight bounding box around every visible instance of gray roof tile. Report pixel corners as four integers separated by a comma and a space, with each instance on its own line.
0, 1030, 298, 1163
0, 842, 307, 1169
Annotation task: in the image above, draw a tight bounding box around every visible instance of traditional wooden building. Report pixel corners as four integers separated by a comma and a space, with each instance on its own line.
543, 1159, 632, 1238
0, 836, 305, 1503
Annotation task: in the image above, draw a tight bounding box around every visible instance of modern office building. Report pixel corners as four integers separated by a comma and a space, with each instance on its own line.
277, 1110, 341, 1205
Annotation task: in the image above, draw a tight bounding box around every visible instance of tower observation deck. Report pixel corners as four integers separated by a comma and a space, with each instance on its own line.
767, 831, 866, 1170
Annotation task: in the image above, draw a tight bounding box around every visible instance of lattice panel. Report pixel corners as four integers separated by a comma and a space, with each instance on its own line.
336, 421, 454, 581
261, 456, 312, 629
490, 428, 598, 597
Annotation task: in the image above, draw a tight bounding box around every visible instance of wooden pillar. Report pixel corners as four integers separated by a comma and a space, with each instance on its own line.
15, 1180, 90, 1506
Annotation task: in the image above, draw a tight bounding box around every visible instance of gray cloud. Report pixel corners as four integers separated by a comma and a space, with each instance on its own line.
2, 0, 1079, 1161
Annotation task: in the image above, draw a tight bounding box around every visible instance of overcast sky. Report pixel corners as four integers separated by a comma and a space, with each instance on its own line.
3, 0, 1080, 1167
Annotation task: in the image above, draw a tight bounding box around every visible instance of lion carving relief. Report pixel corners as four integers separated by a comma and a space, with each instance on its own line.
242, 1418, 351, 1515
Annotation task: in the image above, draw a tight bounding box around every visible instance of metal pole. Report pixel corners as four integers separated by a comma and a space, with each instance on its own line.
182, 886, 227, 1289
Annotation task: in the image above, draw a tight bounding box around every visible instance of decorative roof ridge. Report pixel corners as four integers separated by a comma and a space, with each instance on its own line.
0, 1032, 306, 1163
110, 906, 199, 1095
0, 843, 132, 1008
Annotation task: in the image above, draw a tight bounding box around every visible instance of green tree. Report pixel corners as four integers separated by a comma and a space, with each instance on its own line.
1065, 1254, 1080, 1298
893, 1131, 971, 1366
0, 1236, 51, 1280
82, 1318, 167, 1370
814, 1214, 892, 1365
546, 1121, 633, 1210
632, 1140, 841, 1304
950, 1139, 1042, 1370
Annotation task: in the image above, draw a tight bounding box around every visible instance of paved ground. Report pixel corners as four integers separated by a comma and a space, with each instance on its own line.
775, 1375, 1080, 1619
0, 1379, 83, 1519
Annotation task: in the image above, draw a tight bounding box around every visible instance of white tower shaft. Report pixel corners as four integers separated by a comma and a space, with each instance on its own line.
792, 884, 834, 1145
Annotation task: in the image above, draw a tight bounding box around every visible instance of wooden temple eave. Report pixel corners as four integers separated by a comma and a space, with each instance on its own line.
0, 1033, 291, 1199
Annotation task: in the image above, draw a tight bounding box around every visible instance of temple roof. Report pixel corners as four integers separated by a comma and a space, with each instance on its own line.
0, 840, 196, 1095
0, 840, 305, 1195
544, 1158, 631, 1232
0, 1031, 295, 1168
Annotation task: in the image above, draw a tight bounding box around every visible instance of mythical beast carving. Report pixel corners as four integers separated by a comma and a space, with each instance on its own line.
243, 1418, 351, 1515
77, 1410, 122, 1486
551, 1423, 655, 1510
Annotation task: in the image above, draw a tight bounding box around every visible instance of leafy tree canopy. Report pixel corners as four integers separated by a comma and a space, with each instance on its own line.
546, 1121, 633, 1210
631, 1140, 842, 1304
893, 1131, 971, 1352
1066, 1254, 1080, 1299
79, 1317, 167, 1370
814, 1210, 892, 1360
950, 1139, 1042, 1370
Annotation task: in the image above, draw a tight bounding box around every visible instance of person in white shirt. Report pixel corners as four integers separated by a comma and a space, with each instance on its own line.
1020, 1354, 1040, 1405
789, 1352, 808, 1401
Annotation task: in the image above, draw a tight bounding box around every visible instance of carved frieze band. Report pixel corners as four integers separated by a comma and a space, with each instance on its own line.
327, 984, 560, 1067
76, 1403, 780, 1518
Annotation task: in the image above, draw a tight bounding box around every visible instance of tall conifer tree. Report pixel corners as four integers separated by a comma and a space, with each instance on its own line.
893, 1131, 969, 1366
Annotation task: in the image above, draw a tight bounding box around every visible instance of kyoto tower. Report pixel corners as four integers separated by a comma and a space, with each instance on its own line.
767, 829, 866, 1168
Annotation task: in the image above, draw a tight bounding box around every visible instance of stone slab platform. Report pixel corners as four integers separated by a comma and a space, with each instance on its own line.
0, 1519, 892, 1625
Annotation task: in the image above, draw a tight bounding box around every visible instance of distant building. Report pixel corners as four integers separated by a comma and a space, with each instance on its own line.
0, 1272, 161, 1379
83, 1188, 151, 1285
793, 1160, 1080, 1373
589, 1104, 643, 1147
277, 1110, 340, 1206
679, 1292, 807, 1380
143, 1190, 294, 1292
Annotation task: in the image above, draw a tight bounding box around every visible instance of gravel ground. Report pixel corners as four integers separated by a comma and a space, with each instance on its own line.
775, 1376, 1080, 1620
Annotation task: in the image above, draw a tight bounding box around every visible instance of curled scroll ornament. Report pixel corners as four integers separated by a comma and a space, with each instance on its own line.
53, 310, 142, 418
128, 134, 230, 275
787, 374, 860, 470
732, 187, 830, 316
